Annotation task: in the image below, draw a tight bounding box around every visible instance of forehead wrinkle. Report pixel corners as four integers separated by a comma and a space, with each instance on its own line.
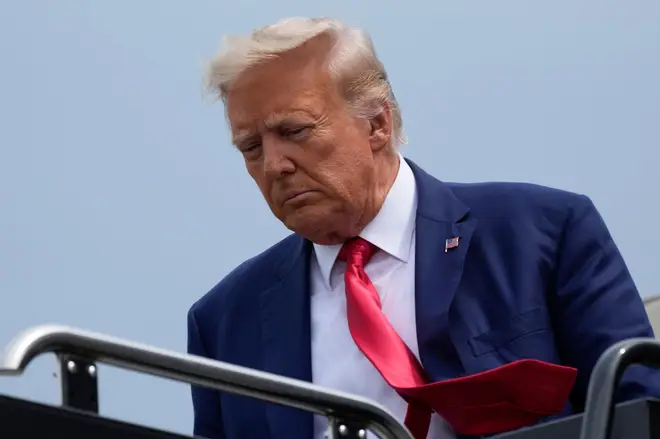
263, 111, 314, 129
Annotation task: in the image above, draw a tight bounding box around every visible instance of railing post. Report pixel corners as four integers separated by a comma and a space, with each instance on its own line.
59, 354, 99, 413
326, 418, 368, 438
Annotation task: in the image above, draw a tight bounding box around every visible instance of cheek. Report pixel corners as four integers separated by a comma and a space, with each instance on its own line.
305, 140, 372, 199
314, 161, 367, 205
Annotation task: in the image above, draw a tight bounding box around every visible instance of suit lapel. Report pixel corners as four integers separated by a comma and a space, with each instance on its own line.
260, 236, 313, 439
408, 159, 478, 381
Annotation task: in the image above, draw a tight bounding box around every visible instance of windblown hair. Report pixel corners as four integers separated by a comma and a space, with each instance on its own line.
204, 17, 405, 146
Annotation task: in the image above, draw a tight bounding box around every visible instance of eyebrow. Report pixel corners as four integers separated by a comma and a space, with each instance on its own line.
231, 129, 256, 147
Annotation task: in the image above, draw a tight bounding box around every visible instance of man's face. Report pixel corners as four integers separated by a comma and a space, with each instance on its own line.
225, 42, 388, 244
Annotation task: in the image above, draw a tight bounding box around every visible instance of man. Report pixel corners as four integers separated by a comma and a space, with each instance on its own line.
187, 17, 659, 439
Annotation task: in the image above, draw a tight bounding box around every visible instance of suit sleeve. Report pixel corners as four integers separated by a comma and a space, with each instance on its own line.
188, 307, 226, 439
550, 194, 660, 410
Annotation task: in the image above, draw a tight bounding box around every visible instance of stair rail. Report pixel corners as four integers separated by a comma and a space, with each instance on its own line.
579, 337, 660, 439
0, 324, 412, 439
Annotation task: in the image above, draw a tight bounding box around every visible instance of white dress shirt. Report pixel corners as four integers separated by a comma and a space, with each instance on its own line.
310, 157, 455, 439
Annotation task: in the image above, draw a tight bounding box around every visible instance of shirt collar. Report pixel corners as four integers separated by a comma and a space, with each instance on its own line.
313, 155, 418, 290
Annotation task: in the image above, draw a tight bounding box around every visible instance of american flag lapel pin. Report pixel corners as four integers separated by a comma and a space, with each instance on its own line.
445, 236, 460, 253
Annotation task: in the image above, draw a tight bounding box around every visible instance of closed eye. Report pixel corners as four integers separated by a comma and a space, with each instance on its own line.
287, 127, 306, 135
281, 126, 312, 139
238, 142, 262, 155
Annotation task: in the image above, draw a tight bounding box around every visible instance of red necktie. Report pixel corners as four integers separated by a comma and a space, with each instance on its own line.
339, 237, 577, 438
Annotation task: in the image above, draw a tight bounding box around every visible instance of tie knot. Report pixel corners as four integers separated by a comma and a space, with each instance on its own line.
338, 237, 377, 268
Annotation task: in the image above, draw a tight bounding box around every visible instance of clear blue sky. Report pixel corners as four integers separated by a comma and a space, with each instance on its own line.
1, 0, 658, 435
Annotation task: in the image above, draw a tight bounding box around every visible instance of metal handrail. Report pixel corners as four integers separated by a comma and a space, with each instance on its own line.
579, 337, 660, 439
0, 324, 413, 439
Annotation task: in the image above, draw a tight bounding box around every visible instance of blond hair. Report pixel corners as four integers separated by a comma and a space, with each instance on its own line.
204, 17, 404, 146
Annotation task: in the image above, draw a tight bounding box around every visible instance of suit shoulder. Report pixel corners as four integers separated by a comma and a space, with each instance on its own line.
189, 233, 300, 317
444, 181, 593, 220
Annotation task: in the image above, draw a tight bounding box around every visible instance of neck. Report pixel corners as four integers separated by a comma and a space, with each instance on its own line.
355, 150, 400, 235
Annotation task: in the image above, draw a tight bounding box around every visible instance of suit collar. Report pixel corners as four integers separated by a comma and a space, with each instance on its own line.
406, 158, 469, 223
407, 158, 478, 380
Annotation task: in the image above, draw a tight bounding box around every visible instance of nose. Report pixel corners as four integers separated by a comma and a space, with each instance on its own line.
262, 134, 295, 179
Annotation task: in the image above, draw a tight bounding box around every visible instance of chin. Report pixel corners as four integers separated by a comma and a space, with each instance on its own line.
282, 208, 338, 242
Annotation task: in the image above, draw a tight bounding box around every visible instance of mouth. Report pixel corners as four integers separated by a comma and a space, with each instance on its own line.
283, 190, 317, 204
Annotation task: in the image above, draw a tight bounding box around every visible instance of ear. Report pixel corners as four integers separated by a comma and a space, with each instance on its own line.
368, 102, 393, 152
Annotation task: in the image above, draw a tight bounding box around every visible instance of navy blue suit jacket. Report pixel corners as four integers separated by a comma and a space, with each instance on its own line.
187, 159, 659, 439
